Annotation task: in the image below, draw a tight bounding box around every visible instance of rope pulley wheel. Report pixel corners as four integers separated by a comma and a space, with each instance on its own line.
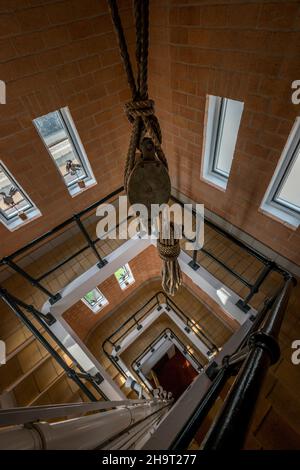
108, 0, 182, 296
127, 138, 171, 210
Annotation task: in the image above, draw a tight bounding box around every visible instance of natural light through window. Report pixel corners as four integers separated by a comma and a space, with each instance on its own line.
114, 264, 135, 290
202, 95, 244, 190
261, 117, 300, 228
274, 148, 300, 212
33, 107, 96, 196
82, 288, 108, 313
0, 161, 41, 230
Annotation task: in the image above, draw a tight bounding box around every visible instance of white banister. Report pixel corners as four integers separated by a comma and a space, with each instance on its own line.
0, 399, 171, 450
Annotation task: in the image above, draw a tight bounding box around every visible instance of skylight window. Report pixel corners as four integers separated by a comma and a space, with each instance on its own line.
33, 107, 96, 196
0, 161, 41, 230
261, 118, 300, 228
114, 264, 135, 290
202, 95, 244, 190
82, 288, 108, 313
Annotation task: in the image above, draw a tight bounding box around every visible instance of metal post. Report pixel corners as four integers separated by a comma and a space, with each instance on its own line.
74, 215, 107, 268
203, 276, 295, 450
0, 290, 98, 402
13, 297, 56, 326
5, 290, 108, 400
170, 367, 230, 450
188, 249, 200, 270
236, 261, 275, 313
3, 258, 61, 305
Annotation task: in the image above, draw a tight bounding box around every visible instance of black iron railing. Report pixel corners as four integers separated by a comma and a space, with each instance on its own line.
103, 291, 218, 357
0, 189, 289, 314
0, 187, 123, 305
171, 194, 290, 313
102, 292, 218, 394
0, 188, 295, 414
0, 287, 108, 402
132, 328, 204, 379
164, 295, 219, 354
167, 274, 296, 450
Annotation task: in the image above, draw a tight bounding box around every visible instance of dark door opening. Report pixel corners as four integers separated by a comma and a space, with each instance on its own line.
149, 346, 198, 402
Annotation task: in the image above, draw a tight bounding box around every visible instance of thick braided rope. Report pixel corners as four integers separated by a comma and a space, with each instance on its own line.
134, 0, 142, 94
108, 0, 168, 190
107, 0, 137, 99
123, 99, 168, 190
157, 222, 182, 296
108, 0, 180, 295
140, 0, 149, 100
157, 240, 181, 262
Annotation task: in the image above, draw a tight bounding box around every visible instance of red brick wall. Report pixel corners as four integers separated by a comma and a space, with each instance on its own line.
149, 0, 300, 265
63, 244, 239, 340
0, 0, 133, 257
1, 0, 300, 266
63, 245, 162, 340
182, 272, 239, 331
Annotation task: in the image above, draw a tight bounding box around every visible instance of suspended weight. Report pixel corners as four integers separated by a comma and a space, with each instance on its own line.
127, 138, 171, 209
127, 159, 171, 209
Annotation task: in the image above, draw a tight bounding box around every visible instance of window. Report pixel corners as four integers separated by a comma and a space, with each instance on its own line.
33, 107, 96, 196
0, 161, 41, 230
202, 95, 244, 190
82, 288, 108, 313
114, 264, 135, 290
261, 118, 300, 228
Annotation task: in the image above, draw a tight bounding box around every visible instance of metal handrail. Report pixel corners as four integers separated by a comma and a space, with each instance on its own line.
0, 287, 108, 402
103, 291, 217, 355
165, 295, 219, 353
2, 187, 124, 262
169, 275, 296, 450
0, 398, 172, 450
132, 328, 204, 374
102, 293, 217, 396
172, 194, 291, 311
0, 187, 124, 304
0, 399, 162, 427
104, 292, 162, 348
171, 194, 285, 269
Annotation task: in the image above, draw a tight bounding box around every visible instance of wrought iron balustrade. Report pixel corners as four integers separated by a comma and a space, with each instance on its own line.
102, 291, 218, 395
171, 194, 290, 313
131, 327, 204, 385
142, 273, 296, 450
0, 287, 108, 403
0, 187, 124, 305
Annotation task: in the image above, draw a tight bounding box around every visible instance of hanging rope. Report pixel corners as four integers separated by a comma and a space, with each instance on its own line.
107, 0, 168, 190
108, 0, 182, 296
157, 221, 182, 297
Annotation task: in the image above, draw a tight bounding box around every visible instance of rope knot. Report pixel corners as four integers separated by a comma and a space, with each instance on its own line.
124, 99, 162, 150
157, 239, 181, 262
124, 99, 155, 123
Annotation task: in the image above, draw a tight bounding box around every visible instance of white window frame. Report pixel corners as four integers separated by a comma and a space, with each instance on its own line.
202, 95, 244, 190
0, 161, 41, 231
261, 117, 300, 229
33, 107, 97, 197
114, 263, 135, 290
81, 287, 108, 314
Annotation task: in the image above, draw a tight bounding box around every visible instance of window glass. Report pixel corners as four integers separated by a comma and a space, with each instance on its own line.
0, 162, 40, 229
34, 108, 95, 195
114, 264, 135, 290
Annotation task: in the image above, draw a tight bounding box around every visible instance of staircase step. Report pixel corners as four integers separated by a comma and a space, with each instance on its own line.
267, 381, 300, 434
254, 407, 300, 449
